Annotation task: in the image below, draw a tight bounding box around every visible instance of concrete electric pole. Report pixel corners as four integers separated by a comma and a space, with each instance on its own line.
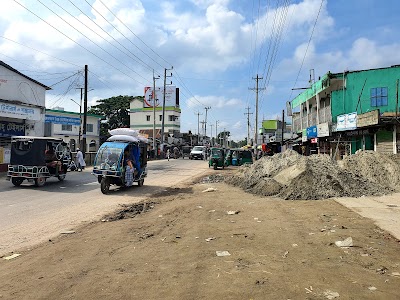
244, 106, 253, 145
249, 74, 265, 146
160, 66, 173, 152
204, 106, 211, 139
152, 70, 160, 152
195, 111, 203, 144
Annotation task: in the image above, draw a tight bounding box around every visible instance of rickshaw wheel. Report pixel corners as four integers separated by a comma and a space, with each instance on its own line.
213, 163, 217, 170
35, 176, 46, 187
58, 174, 66, 181
97, 176, 102, 183
101, 177, 110, 194
11, 177, 24, 186
138, 179, 144, 187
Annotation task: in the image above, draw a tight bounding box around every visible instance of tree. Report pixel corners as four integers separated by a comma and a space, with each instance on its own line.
88, 95, 141, 138
217, 130, 230, 146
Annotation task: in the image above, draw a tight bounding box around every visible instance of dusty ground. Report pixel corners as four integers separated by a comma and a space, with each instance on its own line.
1, 170, 400, 299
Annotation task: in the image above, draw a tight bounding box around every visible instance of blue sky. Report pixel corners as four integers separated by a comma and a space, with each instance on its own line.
1, 0, 400, 141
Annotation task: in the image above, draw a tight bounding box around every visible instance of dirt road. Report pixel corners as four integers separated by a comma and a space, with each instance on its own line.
1, 171, 399, 299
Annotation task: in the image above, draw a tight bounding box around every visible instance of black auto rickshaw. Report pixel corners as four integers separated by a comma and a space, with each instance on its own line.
208, 147, 225, 170
7, 136, 71, 187
92, 135, 148, 194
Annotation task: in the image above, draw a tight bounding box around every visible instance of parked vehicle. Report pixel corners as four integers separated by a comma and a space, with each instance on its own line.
190, 145, 205, 160
208, 147, 225, 170
92, 135, 148, 194
7, 136, 71, 187
225, 148, 253, 166
181, 145, 191, 159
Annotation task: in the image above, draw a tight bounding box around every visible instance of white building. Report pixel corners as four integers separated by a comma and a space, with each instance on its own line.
130, 87, 181, 143
45, 108, 103, 152
0, 61, 50, 171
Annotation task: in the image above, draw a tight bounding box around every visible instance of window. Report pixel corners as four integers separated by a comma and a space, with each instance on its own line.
169, 115, 177, 121
159, 115, 162, 121
371, 87, 388, 107
62, 124, 72, 131
86, 124, 94, 132
146, 115, 150, 121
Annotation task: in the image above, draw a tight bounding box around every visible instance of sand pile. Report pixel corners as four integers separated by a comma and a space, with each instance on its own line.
340, 150, 400, 189
226, 150, 397, 200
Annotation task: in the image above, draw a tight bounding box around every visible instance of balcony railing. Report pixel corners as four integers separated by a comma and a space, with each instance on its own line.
291, 105, 331, 132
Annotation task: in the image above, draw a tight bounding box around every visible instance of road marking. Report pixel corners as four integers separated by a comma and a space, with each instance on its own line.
83, 182, 98, 186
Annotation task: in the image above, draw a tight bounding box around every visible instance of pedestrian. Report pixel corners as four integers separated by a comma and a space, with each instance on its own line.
76, 148, 86, 172
166, 148, 170, 161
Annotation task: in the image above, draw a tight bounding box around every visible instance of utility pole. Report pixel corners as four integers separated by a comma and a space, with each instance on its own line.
161, 66, 173, 152
204, 106, 211, 139
244, 106, 253, 145
200, 120, 206, 142
249, 74, 265, 146
215, 120, 219, 146
195, 111, 202, 144
82, 65, 88, 156
209, 123, 213, 146
152, 70, 160, 153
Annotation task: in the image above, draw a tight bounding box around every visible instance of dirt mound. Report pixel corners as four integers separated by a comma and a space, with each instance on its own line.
341, 150, 400, 189
226, 150, 395, 200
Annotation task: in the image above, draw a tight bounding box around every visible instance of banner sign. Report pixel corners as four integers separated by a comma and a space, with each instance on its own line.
45, 115, 80, 126
337, 112, 357, 131
317, 122, 330, 137
306, 125, 318, 139
357, 110, 379, 128
0, 121, 26, 137
302, 129, 307, 142
144, 86, 177, 108
0, 102, 41, 120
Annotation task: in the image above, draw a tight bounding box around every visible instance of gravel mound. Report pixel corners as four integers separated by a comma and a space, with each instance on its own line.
226, 150, 397, 200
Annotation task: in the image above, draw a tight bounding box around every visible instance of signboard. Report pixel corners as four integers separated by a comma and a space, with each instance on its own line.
144, 86, 177, 108
306, 125, 318, 139
45, 115, 80, 126
262, 120, 278, 130
0, 102, 41, 120
357, 109, 379, 128
302, 129, 307, 142
336, 112, 357, 131
317, 122, 330, 137
311, 138, 318, 143
0, 121, 26, 137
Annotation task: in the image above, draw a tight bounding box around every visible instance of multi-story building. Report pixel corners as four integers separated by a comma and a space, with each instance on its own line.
0, 61, 50, 171
45, 108, 103, 152
291, 65, 400, 157
130, 87, 181, 145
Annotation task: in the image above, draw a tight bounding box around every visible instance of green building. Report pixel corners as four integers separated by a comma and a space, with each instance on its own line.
291, 65, 400, 157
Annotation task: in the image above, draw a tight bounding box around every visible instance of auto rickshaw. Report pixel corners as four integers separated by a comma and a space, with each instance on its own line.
224, 148, 253, 166
7, 136, 71, 187
92, 135, 148, 194
208, 147, 225, 170
181, 145, 191, 159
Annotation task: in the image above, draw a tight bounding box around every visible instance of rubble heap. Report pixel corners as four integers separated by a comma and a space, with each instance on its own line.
226, 150, 398, 200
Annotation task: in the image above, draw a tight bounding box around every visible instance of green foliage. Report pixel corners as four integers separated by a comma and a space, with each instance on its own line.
88, 95, 142, 137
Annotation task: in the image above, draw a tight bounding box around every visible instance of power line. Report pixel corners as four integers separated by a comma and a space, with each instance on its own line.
289, 0, 324, 101
13, 0, 148, 87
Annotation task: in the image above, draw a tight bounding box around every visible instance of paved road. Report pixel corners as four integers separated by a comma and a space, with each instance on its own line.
0, 158, 210, 256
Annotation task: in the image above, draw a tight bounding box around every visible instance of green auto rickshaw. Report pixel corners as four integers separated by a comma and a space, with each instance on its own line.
208, 147, 225, 170
225, 148, 253, 166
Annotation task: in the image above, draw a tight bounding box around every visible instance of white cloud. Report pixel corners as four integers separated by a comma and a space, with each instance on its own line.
186, 95, 242, 109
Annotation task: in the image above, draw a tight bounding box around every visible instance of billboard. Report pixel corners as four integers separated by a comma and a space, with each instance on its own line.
144, 86, 177, 108
337, 112, 357, 131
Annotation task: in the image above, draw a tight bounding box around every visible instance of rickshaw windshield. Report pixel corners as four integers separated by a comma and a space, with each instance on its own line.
211, 149, 222, 157
95, 146, 123, 170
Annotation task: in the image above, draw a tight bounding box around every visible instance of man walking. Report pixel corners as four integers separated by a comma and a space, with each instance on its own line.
76, 148, 86, 172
